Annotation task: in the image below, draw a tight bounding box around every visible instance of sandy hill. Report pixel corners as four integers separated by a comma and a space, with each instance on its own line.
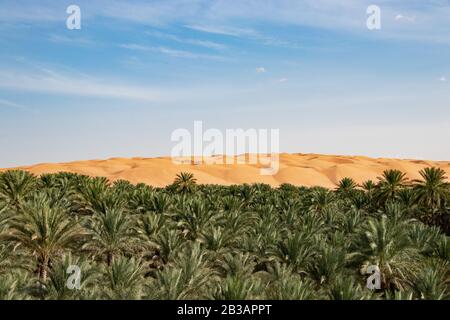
1, 154, 449, 188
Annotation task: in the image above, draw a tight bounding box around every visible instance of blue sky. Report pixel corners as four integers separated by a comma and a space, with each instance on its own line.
0, 0, 449, 167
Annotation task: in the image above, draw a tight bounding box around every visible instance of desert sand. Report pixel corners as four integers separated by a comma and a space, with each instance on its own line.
1, 154, 449, 188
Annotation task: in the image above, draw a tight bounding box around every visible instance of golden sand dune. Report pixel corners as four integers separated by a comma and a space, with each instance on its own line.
1, 154, 449, 188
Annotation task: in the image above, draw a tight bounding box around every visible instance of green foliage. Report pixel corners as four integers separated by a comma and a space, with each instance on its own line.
0, 169, 448, 300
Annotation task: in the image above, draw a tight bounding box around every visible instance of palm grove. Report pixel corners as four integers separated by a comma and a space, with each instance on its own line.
0, 168, 448, 300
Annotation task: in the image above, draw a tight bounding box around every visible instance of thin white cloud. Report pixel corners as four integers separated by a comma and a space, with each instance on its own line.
439, 76, 447, 82
119, 43, 227, 60
395, 14, 416, 22
48, 34, 96, 46
0, 69, 165, 102
184, 24, 256, 37
277, 78, 288, 83
0, 98, 30, 111
3, 1, 449, 45
0, 66, 246, 103
146, 31, 226, 50
256, 67, 266, 73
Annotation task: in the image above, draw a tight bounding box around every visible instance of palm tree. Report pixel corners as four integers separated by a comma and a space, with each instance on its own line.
269, 231, 316, 274
102, 256, 145, 299
336, 177, 358, 197
412, 261, 448, 300
0, 168, 449, 300
1, 196, 84, 282
0, 170, 37, 209
309, 245, 346, 285
265, 275, 316, 300
328, 277, 370, 300
362, 180, 376, 193
209, 275, 262, 300
84, 207, 138, 266
146, 267, 187, 300
0, 273, 30, 300
413, 167, 449, 210
309, 187, 336, 214
361, 180, 377, 208
413, 167, 449, 230
376, 169, 408, 204
214, 252, 256, 278
172, 172, 197, 194
174, 199, 216, 239
352, 215, 420, 290
46, 254, 97, 300
153, 229, 185, 263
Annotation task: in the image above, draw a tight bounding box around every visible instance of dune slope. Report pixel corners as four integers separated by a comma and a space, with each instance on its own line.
1, 154, 449, 188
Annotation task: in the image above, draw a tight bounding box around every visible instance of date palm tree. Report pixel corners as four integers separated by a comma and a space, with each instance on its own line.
376, 169, 408, 205
46, 254, 97, 300
327, 277, 370, 300
172, 172, 197, 194
209, 275, 262, 300
83, 206, 138, 266
1, 196, 84, 282
352, 215, 420, 290
269, 231, 316, 274
0, 170, 37, 209
336, 177, 358, 198
264, 263, 316, 300
413, 167, 449, 210
102, 256, 145, 299
413, 167, 449, 230
412, 260, 448, 300
0, 169, 448, 300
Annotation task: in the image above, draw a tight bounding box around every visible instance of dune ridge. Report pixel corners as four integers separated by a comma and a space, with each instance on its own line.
1, 153, 449, 188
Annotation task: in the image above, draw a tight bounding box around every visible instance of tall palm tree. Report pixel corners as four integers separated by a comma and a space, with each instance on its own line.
309, 187, 336, 214
269, 231, 316, 274
362, 180, 376, 193
0, 170, 37, 209
336, 177, 358, 197
0, 196, 84, 282
413, 167, 449, 210
46, 254, 97, 300
172, 172, 197, 194
352, 215, 419, 290
413, 167, 449, 230
102, 256, 145, 299
84, 207, 138, 266
309, 245, 346, 285
174, 200, 216, 239
376, 169, 408, 204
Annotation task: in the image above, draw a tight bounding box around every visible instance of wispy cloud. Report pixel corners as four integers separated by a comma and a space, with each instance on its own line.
184, 23, 301, 48
0, 65, 246, 103
0, 69, 165, 102
185, 24, 256, 37
119, 43, 227, 60
439, 76, 447, 82
394, 14, 416, 22
2, 1, 449, 45
0, 98, 31, 111
146, 31, 226, 50
256, 67, 266, 73
48, 34, 97, 46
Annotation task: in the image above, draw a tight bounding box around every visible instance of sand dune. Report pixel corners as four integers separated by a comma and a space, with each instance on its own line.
1, 154, 449, 188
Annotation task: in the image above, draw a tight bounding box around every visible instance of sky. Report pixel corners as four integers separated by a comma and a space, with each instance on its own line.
0, 0, 449, 167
